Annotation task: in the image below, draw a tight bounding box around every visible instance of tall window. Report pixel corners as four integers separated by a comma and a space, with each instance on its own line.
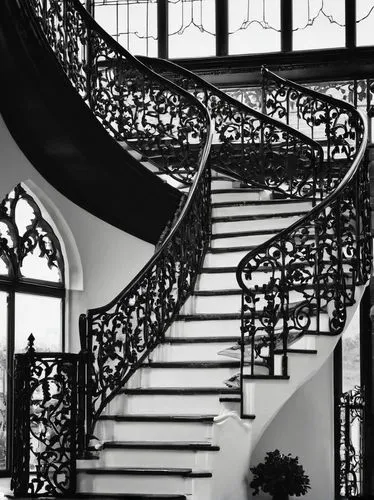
0, 184, 65, 473
228, 0, 281, 55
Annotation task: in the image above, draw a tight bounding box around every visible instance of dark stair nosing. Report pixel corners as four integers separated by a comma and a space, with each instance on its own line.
207, 246, 255, 254
193, 289, 240, 296
73, 495, 187, 500
212, 211, 309, 223
78, 467, 212, 478
211, 188, 262, 194
211, 229, 278, 239
274, 348, 318, 355
242, 374, 290, 380
98, 415, 217, 423
122, 387, 240, 395
178, 313, 241, 321
219, 396, 241, 403
143, 360, 240, 368
163, 336, 240, 344
102, 441, 220, 451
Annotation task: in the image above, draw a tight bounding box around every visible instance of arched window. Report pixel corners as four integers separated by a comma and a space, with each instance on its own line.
0, 184, 65, 474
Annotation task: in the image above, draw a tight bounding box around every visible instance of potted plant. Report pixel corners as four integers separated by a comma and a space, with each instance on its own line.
250, 449, 310, 500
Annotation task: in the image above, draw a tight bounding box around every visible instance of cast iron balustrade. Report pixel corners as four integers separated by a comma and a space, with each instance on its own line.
338, 386, 365, 498
236, 69, 371, 385
138, 56, 323, 200
26, 0, 208, 184
11, 335, 85, 497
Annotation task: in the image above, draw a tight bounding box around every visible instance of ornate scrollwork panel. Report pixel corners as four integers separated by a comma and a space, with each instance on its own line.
28, 0, 208, 185
338, 386, 365, 498
11, 347, 80, 497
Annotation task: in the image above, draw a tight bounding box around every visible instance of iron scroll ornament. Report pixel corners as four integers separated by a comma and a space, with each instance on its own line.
236, 69, 371, 378
138, 55, 324, 201
26, 0, 208, 185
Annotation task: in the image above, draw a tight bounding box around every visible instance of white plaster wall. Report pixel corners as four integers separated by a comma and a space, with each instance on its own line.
249, 354, 335, 500
0, 114, 154, 352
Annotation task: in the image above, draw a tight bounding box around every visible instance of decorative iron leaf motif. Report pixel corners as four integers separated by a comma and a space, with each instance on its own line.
11, 352, 80, 497
339, 386, 365, 498
237, 69, 371, 377
28, 0, 208, 185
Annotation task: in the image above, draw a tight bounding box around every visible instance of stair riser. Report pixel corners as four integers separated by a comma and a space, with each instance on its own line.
212, 202, 312, 218
181, 295, 241, 315
211, 192, 261, 203
81, 448, 214, 469
77, 472, 198, 495
106, 394, 227, 415
167, 319, 241, 339
197, 271, 276, 291
204, 251, 249, 268
212, 215, 301, 235
151, 342, 237, 362
139, 366, 239, 388
95, 419, 214, 443
211, 179, 234, 189
210, 233, 275, 249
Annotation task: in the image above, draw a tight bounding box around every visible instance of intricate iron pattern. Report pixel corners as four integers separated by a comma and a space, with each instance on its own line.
338, 386, 365, 498
28, 0, 208, 184
236, 68, 371, 377
0, 184, 64, 282
139, 56, 323, 199
11, 336, 82, 497
83, 163, 211, 431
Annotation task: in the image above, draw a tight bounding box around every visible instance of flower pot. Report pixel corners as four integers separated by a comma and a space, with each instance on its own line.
272, 494, 289, 500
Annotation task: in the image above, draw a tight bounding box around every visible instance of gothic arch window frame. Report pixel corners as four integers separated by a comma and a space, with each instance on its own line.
0, 183, 66, 476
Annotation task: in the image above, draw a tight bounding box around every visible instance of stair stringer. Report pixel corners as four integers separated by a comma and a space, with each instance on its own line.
209, 412, 252, 500
243, 284, 367, 453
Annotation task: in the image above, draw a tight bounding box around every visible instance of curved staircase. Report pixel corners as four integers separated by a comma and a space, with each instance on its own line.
4, 1, 371, 500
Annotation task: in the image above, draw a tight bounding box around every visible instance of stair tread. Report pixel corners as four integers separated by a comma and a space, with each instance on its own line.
122, 387, 240, 395
98, 414, 217, 423
193, 289, 241, 296
143, 360, 240, 368
211, 229, 278, 239
74, 494, 187, 499
102, 441, 220, 451
78, 467, 212, 478
163, 336, 240, 344
211, 188, 262, 194
212, 198, 313, 207
207, 246, 255, 254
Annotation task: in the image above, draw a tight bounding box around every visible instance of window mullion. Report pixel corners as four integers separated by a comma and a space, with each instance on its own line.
158, 0, 168, 59
281, 0, 292, 52
216, 0, 228, 57
346, 0, 357, 49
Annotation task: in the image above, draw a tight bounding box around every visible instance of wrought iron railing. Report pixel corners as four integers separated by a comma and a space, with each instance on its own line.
25, 0, 208, 184
338, 386, 365, 498
236, 69, 371, 384
11, 335, 85, 497
138, 56, 323, 200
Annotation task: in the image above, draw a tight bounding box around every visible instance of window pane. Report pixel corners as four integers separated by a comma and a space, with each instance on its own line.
15, 294, 62, 353
0, 292, 8, 470
342, 308, 360, 393
94, 0, 158, 56
168, 0, 216, 58
357, 0, 374, 47
293, 0, 345, 50
229, 0, 281, 55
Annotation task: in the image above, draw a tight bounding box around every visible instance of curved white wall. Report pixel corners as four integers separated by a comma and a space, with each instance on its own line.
0, 114, 154, 352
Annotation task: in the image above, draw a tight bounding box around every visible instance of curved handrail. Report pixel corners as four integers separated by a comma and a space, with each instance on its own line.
26, 0, 208, 185
236, 68, 371, 379
139, 56, 324, 200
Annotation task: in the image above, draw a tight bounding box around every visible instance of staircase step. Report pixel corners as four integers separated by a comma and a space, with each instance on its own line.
75, 495, 187, 500
139, 359, 241, 388
151, 340, 238, 362
104, 387, 240, 415
211, 211, 309, 223
167, 318, 241, 339
211, 198, 314, 208
96, 415, 216, 443
212, 201, 313, 218
211, 190, 265, 203
210, 232, 276, 249
77, 467, 212, 496
80, 441, 220, 470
